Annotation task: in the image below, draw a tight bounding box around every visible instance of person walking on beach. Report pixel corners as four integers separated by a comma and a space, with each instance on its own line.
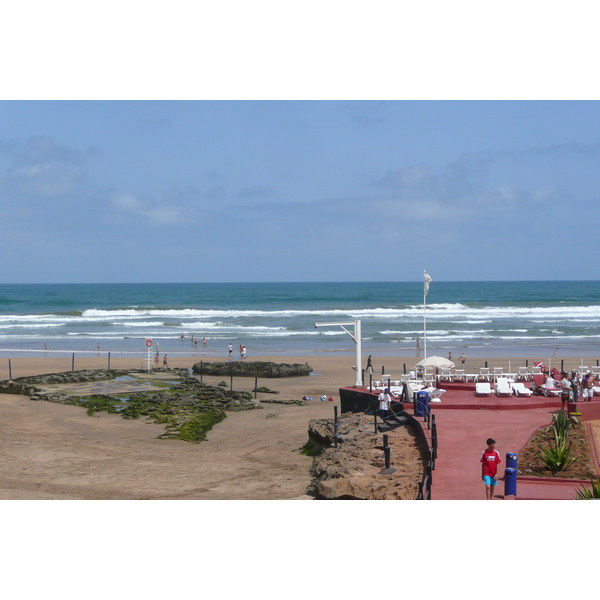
156, 342, 160, 356
459, 353, 466, 366
366, 355, 374, 375
415, 338, 420, 357
378, 388, 392, 424
228, 343, 233, 358
481, 438, 502, 500
448, 352, 453, 361
163, 354, 169, 369
155, 354, 159, 369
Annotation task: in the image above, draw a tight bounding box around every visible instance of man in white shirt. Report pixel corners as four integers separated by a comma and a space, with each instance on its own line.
378, 388, 392, 424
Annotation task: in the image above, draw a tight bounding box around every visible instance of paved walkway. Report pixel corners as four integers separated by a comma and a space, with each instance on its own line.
425, 387, 600, 500
350, 383, 600, 499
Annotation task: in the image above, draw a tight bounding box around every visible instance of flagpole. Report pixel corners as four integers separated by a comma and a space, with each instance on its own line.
423, 271, 432, 359
424, 284, 427, 359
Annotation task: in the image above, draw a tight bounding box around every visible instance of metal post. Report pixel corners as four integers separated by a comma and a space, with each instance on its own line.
369, 373, 372, 392
254, 376, 258, 399
108, 352, 111, 370
72, 353, 75, 371
374, 411, 378, 433
314, 320, 362, 387
200, 361, 203, 382
403, 363, 406, 374
361, 368, 365, 387
383, 434, 388, 448
384, 447, 391, 470
8, 359, 12, 380
230, 366, 233, 391
334, 406, 339, 448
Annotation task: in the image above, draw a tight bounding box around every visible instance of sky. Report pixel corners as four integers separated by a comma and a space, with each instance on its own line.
1, 4, 599, 284
2, 100, 599, 283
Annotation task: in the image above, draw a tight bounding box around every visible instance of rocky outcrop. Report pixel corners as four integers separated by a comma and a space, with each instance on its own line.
305, 412, 424, 500
192, 361, 312, 378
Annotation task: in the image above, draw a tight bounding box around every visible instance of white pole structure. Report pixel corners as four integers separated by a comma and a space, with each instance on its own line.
423, 271, 432, 359
315, 320, 362, 387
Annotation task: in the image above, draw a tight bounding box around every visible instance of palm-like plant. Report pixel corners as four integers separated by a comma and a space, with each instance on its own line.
551, 410, 571, 446
574, 477, 600, 499
538, 439, 578, 472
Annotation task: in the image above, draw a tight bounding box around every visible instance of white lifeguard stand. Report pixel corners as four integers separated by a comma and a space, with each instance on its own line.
314, 320, 362, 387
143, 338, 153, 372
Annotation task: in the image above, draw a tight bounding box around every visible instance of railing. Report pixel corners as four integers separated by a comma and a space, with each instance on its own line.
416, 412, 437, 500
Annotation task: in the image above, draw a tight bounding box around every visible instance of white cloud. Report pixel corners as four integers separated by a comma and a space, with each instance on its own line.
112, 193, 143, 211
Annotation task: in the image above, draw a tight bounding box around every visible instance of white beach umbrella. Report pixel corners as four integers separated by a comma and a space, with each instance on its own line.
416, 355, 455, 369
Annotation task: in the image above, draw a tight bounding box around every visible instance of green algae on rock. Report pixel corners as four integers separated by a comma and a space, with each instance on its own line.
0, 368, 260, 444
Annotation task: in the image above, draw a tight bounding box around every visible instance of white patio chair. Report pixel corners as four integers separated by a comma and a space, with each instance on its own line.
439, 368, 453, 382
479, 368, 491, 382
454, 369, 466, 382
517, 367, 530, 381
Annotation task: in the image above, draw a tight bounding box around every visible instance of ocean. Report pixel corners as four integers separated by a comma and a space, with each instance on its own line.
1, 281, 600, 359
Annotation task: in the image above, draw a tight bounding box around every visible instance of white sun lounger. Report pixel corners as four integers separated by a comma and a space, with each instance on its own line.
512, 382, 533, 397
494, 377, 512, 397
475, 382, 492, 397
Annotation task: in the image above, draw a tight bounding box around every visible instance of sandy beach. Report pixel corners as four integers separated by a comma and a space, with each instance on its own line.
1, 352, 599, 500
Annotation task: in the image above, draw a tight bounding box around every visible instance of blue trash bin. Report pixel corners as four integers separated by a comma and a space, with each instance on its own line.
415, 391, 429, 417
504, 467, 517, 497
506, 452, 517, 470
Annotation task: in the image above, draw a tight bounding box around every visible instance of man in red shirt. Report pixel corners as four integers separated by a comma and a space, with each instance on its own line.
481, 438, 502, 500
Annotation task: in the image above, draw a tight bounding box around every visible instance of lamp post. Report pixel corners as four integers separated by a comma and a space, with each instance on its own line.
315, 320, 362, 387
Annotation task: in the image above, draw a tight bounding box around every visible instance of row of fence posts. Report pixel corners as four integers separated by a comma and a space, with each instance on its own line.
6, 353, 112, 379
365, 365, 437, 498
416, 408, 437, 500
196, 361, 260, 398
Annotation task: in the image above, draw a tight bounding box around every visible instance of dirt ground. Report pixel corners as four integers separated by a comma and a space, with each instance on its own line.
0, 355, 386, 500
3, 354, 596, 500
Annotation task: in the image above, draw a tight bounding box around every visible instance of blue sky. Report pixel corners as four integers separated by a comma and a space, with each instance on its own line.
2, 100, 600, 283
1, 4, 599, 284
